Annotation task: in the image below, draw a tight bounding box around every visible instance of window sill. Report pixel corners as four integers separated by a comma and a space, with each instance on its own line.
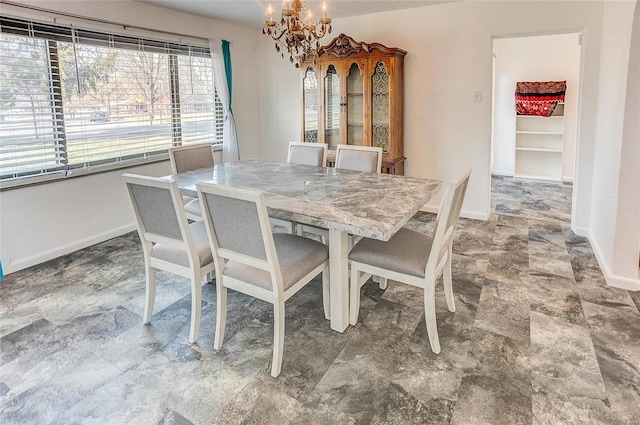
1, 154, 169, 192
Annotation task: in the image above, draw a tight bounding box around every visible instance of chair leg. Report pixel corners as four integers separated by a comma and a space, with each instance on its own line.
322, 264, 330, 320
443, 250, 456, 313
349, 264, 361, 326
424, 277, 441, 354
188, 273, 202, 344
271, 301, 285, 377
143, 266, 156, 324
373, 275, 388, 290
214, 282, 227, 350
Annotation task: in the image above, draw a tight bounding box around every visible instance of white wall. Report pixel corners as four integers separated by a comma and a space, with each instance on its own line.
492, 33, 582, 181
0, 1, 261, 274
589, 0, 640, 289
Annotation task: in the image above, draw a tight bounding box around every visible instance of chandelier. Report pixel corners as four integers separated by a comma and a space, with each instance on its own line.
263, 0, 332, 68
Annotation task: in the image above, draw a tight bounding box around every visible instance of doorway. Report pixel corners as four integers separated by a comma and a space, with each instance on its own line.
490, 32, 582, 223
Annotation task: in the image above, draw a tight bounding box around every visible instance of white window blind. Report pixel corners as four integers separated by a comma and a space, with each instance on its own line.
178, 54, 224, 146
0, 15, 222, 184
0, 33, 65, 176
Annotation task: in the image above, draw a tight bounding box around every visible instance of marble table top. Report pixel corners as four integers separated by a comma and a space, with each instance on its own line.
166, 159, 442, 241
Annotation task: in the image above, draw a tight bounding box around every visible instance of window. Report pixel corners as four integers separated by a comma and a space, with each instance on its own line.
0, 16, 223, 186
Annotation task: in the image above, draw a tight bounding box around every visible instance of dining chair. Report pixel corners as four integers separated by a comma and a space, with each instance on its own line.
169, 143, 216, 221
348, 167, 471, 354
271, 142, 329, 234
287, 141, 328, 167
197, 182, 330, 377
335, 144, 383, 173
299, 144, 383, 244
122, 173, 215, 344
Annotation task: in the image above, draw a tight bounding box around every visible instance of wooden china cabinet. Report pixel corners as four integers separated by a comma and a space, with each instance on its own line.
301, 34, 407, 175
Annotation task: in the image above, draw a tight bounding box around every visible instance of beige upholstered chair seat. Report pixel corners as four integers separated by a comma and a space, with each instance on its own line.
223, 233, 329, 291
151, 221, 213, 268
349, 228, 433, 279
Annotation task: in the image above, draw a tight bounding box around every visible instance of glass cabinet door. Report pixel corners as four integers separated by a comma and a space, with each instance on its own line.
302, 67, 319, 143
324, 64, 341, 149
346, 62, 364, 146
372, 61, 390, 154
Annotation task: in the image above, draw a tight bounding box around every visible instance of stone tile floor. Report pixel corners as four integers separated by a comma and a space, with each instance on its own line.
1, 175, 639, 424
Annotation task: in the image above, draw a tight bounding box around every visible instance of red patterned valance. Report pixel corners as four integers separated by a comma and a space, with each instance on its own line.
515, 81, 566, 117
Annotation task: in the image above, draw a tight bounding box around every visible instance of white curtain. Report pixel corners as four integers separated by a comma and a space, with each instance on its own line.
209, 39, 239, 162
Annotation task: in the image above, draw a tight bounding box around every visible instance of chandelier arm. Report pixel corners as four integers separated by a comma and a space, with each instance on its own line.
266, 29, 290, 43
305, 26, 328, 40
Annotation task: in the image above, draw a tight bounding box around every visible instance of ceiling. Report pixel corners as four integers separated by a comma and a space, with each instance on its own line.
138, 0, 450, 30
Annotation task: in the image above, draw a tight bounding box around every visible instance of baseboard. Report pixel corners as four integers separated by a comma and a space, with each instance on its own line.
419, 205, 490, 221
573, 225, 589, 237
491, 170, 513, 177
3, 223, 136, 276
587, 230, 640, 291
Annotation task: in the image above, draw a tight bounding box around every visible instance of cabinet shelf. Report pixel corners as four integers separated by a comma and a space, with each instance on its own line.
514, 111, 565, 183
516, 130, 563, 136
515, 147, 562, 153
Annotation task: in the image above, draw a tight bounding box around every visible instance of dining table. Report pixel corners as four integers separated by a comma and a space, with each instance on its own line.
164, 159, 442, 333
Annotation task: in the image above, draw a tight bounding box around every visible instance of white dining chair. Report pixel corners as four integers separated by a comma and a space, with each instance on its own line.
348, 167, 471, 354
335, 144, 383, 173
197, 182, 330, 377
169, 143, 216, 221
271, 142, 329, 234
287, 141, 328, 167
122, 173, 215, 344
298, 144, 383, 245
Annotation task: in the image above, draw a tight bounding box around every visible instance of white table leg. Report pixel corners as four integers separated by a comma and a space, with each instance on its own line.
329, 228, 349, 332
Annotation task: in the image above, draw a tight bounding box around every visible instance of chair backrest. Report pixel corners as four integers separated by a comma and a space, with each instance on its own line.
122, 173, 191, 250
197, 182, 284, 292
427, 168, 471, 274
287, 142, 328, 166
335, 144, 383, 173
169, 143, 216, 174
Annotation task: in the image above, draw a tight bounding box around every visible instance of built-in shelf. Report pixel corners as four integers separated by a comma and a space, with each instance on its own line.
516, 130, 564, 136
515, 147, 563, 153
515, 107, 565, 183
